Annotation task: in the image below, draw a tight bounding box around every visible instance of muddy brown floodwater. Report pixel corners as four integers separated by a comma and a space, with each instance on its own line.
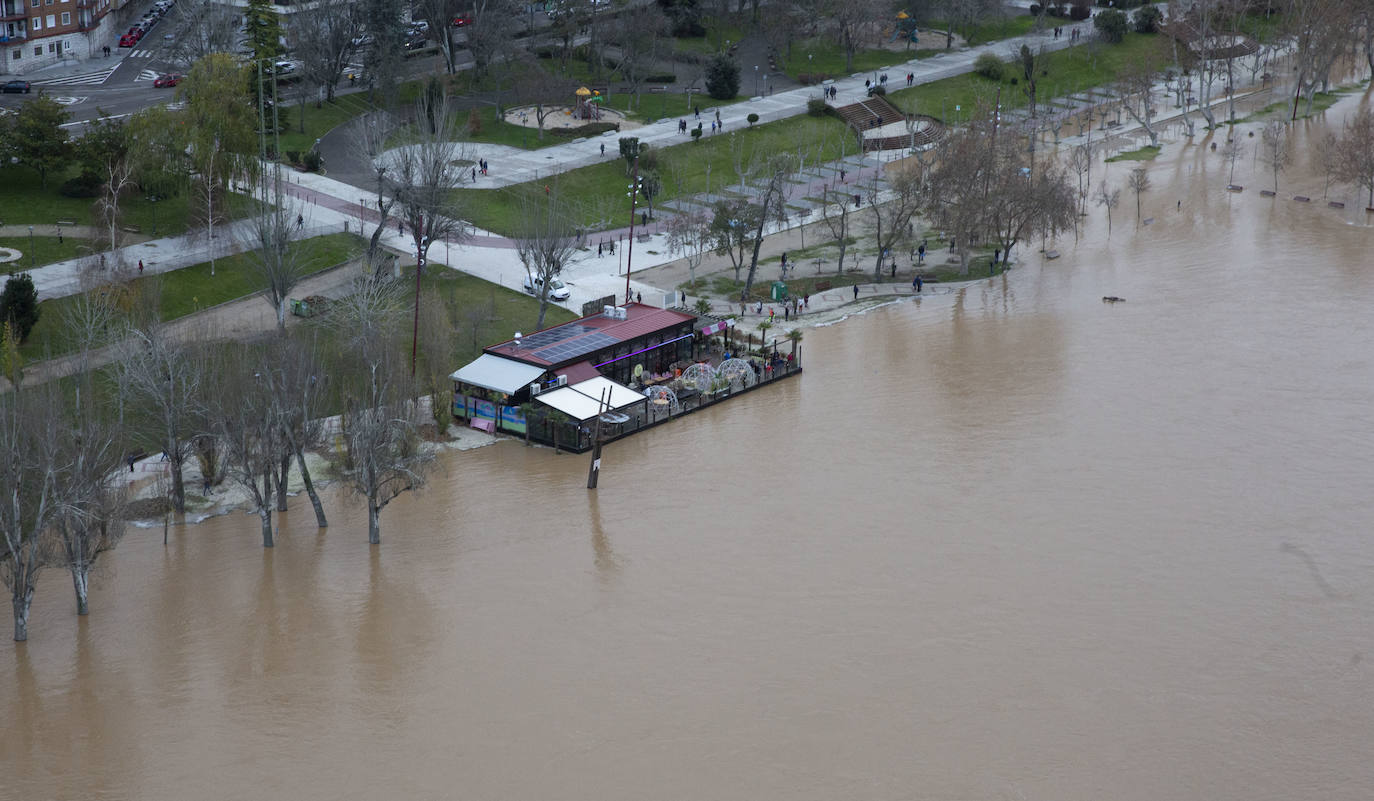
6, 95, 1374, 801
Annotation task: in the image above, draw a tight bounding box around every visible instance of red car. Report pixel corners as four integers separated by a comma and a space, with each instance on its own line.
153, 73, 184, 88
119, 27, 142, 47
451, 15, 473, 27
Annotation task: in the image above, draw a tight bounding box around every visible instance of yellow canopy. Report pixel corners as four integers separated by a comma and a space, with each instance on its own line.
575, 86, 592, 96
896, 10, 910, 19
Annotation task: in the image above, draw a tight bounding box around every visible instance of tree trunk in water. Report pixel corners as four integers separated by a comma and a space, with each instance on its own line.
367, 495, 381, 545
295, 446, 327, 528
12, 587, 33, 641
261, 468, 274, 547
276, 453, 290, 513
72, 566, 89, 616
171, 452, 187, 514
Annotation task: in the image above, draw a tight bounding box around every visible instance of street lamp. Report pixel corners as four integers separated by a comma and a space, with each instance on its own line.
754, 65, 759, 96
27, 225, 33, 270
148, 195, 159, 236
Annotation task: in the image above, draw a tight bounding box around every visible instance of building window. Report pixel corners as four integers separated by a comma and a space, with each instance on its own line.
45, 13, 53, 26
11, 50, 19, 60
60, 10, 68, 23
30, 16, 38, 29
64, 38, 71, 49
30, 0, 37, 7
32, 45, 39, 55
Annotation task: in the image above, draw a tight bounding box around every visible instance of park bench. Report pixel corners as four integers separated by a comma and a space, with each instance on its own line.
56, 218, 78, 226
121, 225, 142, 234
469, 418, 495, 434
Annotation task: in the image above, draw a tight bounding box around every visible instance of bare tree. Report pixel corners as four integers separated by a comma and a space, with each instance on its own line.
741, 154, 798, 299
353, 110, 402, 273
707, 198, 762, 282
391, 92, 470, 272
247, 175, 310, 331
664, 208, 712, 289
278, 333, 330, 528
116, 324, 206, 514
290, 0, 364, 104
864, 163, 924, 281
1286, 0, 1352, 119
1117, 50, 1166, 147
209, 345, 285, 547
166, 0, 240, 69
340, 351, 434, 545
819, 186, 855, 274
465, 0, 524, 79
924, 118, 998, 274
414, 0, 464, 74
1331, 109, 1374, 206
1127, 167, 1151, 224
1221, 137, 1244, 186
53, 416, 125, 617
512, 64, 578, 141
0, 385, 63, 641
1260, 120, 1291, 194
1095, 180, 1121, 236
608, 4, 670, 109
514, 190, 581, 330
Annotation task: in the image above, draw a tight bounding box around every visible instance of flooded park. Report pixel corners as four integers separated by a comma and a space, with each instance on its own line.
5, 86, 1374, 800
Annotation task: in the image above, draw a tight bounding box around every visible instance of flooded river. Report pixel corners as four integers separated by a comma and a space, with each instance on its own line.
6, 97, 1374, 800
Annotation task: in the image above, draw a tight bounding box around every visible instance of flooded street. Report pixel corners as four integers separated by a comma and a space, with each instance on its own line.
6, 97, 1374, 800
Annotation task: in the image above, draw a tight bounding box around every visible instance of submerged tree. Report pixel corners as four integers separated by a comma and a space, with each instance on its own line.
1332, 110, 1374, 207
1127, 167, 1151, 224
0, 385, 64, 641
1260, 121, 1291, 194
1096, 180, 1121, 236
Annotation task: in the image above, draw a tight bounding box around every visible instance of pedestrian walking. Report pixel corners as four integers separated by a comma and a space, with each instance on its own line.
769, 307, 775, 322
853, 284, 859, 300
784, 306, 789, 321
472, 167, 477, 182
637, 291, 642, 304
694, 106, 700, 118
127, 455, 135, 473
598, 242, 603, 256
918, 243, 926, 263
803, 293, 809, 308
138, 259, 144, 274
993, 248, 1001, 264
715, 109, 721, 123
1177, 200, 1182, 211
853, 193, 861, 208
681, 289, 687, 305
641, 212, 648, 226
711, 120, 717, 134
398, 221, 404, 235
890, 261, 897, 278
296, 213, 304, 230
840, 168, 846, 182
915, 275, 923, 293
600, 142, 606, 155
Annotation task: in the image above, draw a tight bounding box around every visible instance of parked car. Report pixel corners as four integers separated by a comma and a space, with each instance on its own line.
403, 36, 430, 51
1, 80, 31, 94
350, 32, 374, 47
272, 60, 296, 76
408, 19, 429, 32
523, 275, 571, 300
153, 73, 184, 88
451, 14, 473, 26
118, 31, 140, 47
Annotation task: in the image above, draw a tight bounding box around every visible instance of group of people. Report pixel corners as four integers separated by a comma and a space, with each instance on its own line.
749, 295, 809, 321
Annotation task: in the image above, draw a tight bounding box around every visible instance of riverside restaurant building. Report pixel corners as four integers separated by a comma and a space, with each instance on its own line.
451, 302, 701, 451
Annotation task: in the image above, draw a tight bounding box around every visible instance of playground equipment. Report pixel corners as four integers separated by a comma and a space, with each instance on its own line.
573, 86, 605, 120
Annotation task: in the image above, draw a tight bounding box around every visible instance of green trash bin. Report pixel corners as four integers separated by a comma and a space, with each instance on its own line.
770, 281, 788, 301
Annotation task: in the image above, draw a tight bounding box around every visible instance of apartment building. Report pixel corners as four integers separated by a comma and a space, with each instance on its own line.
1, 0, 130, 74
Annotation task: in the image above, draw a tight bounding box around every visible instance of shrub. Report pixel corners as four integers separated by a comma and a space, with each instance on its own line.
705, 54, 740, 99
807, 97, 829, 116
1094, 8, 1129, 42
746, 112, 759, 127
638, 146, 660, 172
644, 74, 678, 84
867, 85, 886, 96
797, 72, 832, 86
59, 172, 102, 198
550, 122, 619, 137
690, 127, 702, 142
1010, 76, 1019, 85
302, 149, 324, 173
1028, 3, 1042, 13
1132, 5, 1162, 33
0, 272, 40, 343
974, 52, 1005, 81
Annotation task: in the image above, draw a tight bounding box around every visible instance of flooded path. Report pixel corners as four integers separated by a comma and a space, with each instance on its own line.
6, 95, 1374, 801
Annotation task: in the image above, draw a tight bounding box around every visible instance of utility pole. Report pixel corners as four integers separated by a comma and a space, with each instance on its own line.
586, 388, 608, 489
623, 154, 640, 304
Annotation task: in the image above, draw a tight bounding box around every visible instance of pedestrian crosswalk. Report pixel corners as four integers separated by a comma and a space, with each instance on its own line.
127, 50, 156, 59
136, 69, 160, 82
33, 65, 117, 87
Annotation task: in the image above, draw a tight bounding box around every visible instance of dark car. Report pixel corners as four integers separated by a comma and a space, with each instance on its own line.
403, 36, 430, 51
1, 80, 30, 94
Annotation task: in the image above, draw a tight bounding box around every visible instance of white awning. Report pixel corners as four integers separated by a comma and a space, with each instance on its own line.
450, 354, 546, 395
535, 376, 644, 421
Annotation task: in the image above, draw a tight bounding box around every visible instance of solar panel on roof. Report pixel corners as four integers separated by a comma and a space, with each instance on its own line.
533, 331, 618, 363
520, 324, 594, 349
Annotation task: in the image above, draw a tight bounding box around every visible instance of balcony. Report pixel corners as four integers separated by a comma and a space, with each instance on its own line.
0, 31, 28, 42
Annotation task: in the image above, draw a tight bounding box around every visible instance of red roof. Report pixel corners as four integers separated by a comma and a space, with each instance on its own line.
555, 360, 601, 384
486, 303, 697, 368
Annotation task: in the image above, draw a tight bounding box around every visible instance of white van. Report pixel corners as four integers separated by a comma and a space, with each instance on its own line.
523, 275, 570, 300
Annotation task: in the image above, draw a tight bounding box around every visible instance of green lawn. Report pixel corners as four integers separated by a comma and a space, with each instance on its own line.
891, 32, 1168, 122
18, 232, 363, 361
0, 165, 258, 235
277, 93, 378, 155
673, 19, 747, 56
778, 38, 939, 81
0, 235, 92, 272
451, 113, 856, 235
1106, 145, 1162, 162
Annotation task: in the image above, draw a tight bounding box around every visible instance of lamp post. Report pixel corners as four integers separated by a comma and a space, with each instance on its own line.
28, 226, 34, 270
360, 197, 366, 222
148, 195, 159, 236
754, 65, 759, 96
411, 231, 428, 377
